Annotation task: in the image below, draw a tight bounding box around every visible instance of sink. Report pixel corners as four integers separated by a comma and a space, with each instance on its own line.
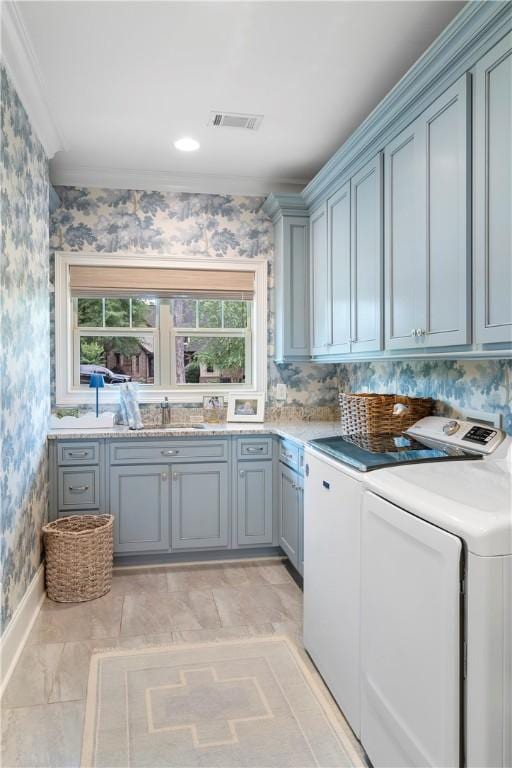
138, 423, 206, 430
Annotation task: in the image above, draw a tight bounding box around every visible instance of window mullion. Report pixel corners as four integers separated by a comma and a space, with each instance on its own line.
159, 300, 172, 388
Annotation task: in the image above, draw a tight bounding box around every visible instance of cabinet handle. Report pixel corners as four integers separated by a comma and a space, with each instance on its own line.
410, 329, 417, 337
161, 473, 168, 481
239, 469, 245, 478
68, 451, 88, 457
68, 485, 89, 492
281, 451, 293, 460
416, 328, 426, 337
161, 449, 179, 455
246, 446, 264, 453
172, 473, 178, 481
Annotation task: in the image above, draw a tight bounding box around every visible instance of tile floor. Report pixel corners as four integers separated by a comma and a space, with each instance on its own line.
1, 559, 364, 767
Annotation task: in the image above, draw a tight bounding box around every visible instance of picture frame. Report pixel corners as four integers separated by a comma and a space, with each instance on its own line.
202, 395, 225, 410
227, 394, 265, 423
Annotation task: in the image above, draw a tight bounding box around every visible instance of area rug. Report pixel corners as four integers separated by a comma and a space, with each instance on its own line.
81, 635, 363, 767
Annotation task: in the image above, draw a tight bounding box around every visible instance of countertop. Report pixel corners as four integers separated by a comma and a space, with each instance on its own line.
47, 420, 343, 447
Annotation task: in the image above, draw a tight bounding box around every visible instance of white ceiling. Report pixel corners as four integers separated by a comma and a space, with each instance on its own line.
18, 0, 465, 194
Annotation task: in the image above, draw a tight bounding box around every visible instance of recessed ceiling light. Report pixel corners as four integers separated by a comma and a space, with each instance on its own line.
174, 137, 200, 152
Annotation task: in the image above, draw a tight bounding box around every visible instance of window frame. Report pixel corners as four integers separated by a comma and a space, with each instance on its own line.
54, 251, 267, 406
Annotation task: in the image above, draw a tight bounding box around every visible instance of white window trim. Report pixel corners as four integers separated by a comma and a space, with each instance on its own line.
54, 251, 267, 406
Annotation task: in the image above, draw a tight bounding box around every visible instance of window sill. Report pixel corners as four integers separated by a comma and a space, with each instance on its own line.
55, 386, 264, 407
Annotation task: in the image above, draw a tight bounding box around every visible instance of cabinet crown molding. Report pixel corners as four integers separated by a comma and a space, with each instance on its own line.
301, 1, 512, 211
262, 193, 309, 223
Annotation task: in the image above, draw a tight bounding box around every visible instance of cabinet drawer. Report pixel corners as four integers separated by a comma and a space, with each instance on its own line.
58, 467, 99, 510
237, 437, 273, 460
109, 439, 228, 465
57, 442, 99, 465
279, 439, 300, 472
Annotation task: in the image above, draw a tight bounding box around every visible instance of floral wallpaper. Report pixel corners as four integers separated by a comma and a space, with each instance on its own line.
49, 185, 339, 410
0, 66, 50, 633
338, 359, 512, 434
49, 186, 511, 433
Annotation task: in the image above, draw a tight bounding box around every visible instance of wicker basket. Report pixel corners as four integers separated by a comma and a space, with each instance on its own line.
43, 515, 113, 602
338, 392, 434, 435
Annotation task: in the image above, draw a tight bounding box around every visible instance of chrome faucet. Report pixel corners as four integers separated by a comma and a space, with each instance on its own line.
160, 396, 171, 427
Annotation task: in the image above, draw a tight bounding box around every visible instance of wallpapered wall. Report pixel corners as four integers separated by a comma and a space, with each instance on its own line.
0, 66, 50, 633
49, 186, 511, 431
49, 186, 339, 408
338, 360, 512, 434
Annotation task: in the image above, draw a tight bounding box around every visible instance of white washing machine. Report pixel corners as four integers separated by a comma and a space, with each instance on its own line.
304, 416, 511, 768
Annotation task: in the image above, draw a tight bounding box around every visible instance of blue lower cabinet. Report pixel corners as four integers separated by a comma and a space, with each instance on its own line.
110, 464, 170, 553
58, 467, 99, 511
236, 460, 273, 546
171, 463, 229, 550
278, 462, 301, 571
55, 436, 276, 558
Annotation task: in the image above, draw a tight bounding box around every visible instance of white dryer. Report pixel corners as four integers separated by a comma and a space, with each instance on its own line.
304, 416, 511, 768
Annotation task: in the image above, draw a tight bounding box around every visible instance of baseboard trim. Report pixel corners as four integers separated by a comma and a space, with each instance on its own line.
114, 551, 287, 571
0, 563, 46, 698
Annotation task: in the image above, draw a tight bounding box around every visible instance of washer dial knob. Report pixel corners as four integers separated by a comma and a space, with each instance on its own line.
443, 420, 460, 436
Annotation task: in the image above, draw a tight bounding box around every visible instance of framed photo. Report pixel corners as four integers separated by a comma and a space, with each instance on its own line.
227, 394, 265, 423
203, 395, 225, 410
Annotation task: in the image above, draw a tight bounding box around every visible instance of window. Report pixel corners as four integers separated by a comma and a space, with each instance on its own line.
75, 298, 158, 386
74, 296, 251, 388
55, 254, 267, 405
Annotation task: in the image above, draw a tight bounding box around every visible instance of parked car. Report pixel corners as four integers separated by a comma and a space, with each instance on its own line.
80, 365, 131, 385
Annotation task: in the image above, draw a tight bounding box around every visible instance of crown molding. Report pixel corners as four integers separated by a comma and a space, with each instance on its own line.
302, 0, 512, 209
1, 1, 65, 158
49, 163, 308, 196
262, 193, 309, 223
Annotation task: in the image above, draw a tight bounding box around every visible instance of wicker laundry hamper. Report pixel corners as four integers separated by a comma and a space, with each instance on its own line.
42, 514, 114, 602
338, 392, 434, 435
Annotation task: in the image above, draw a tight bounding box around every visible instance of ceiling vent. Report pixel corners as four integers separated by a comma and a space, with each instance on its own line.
208, 111, 263, 131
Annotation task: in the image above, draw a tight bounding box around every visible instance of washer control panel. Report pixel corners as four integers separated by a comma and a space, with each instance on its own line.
462, 425, 498, 446
407, 416, 505, 455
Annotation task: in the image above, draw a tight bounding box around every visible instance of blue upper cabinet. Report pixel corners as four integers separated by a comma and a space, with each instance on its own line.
420, 75, 471, 347
474, 34, 512, 345
386, 75, 470, 350
265, 5, 511, 362
264, 195, 310, 362
385, 121, 423, 350
310, 203, 329, 356
327, 155, 383, 356
282, 217, 310, 359
327, 181, 351, 355
350, 154, 384, 353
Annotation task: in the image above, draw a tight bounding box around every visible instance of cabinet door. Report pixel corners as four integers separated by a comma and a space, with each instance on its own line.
278, 463, 300, 570
310, 204, 329, 355
385, 120, 424, 350
297, 477, 304, 576
327, 182, 351, 355
283, 217, 310, 358
171, 463, 229, 550
420, 75, 471, 347
474, 34, 512, 344
110, 465, 169, 553
236, 460, 273, 546
361, 492, 461, 768
351, 154, 384, 353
